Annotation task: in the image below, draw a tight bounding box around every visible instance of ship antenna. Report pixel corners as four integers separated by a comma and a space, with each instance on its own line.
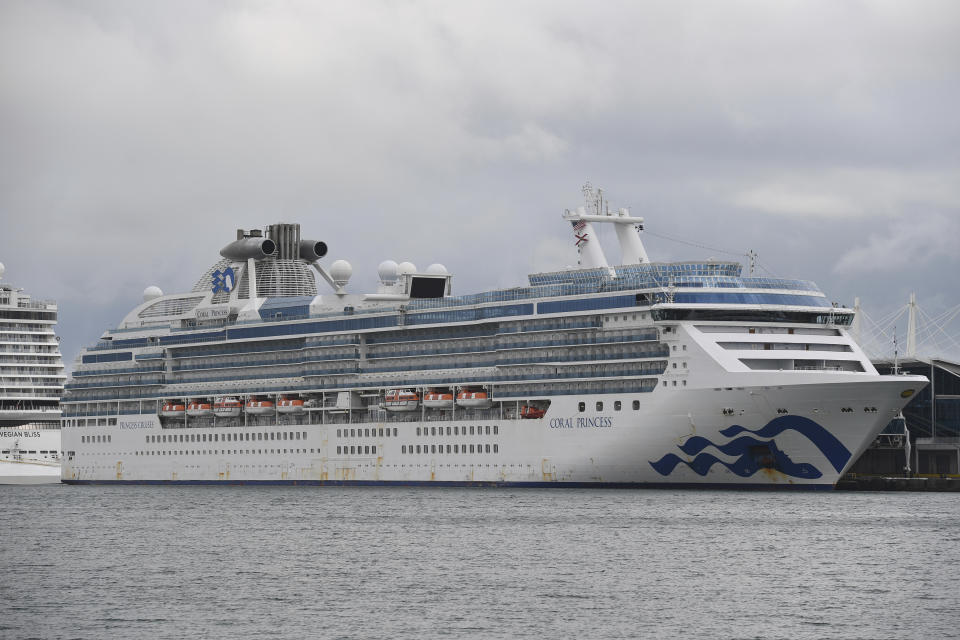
747, 249, 757, 275
892, 328, 900, 375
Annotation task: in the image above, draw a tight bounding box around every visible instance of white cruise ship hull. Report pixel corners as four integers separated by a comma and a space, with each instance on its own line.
61, 375, 923, 489
1, 428, 62, 484
0, 460, 61, 484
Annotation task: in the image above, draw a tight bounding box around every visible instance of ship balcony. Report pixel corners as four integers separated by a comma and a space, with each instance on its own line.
64, 377, 164, 390
72, 365, 166, 377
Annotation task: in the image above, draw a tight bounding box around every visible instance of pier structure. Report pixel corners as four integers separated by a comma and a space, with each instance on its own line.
849, 356, 960, 476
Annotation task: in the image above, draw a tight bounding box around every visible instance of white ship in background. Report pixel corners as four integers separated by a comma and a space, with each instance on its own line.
0, 263, 65, 484
61, 186, 926, 488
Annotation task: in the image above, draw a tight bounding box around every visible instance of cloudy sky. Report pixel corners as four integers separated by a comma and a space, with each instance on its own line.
2, 0, 958, 368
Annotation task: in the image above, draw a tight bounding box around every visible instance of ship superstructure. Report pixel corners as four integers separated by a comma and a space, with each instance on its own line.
60, 188, 927, 487
0, 262, 65, 483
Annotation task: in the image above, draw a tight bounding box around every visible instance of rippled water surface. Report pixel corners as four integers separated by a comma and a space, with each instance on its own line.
2, 486, 958, 639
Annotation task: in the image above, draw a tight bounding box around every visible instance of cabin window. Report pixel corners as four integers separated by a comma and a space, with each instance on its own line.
633, 400, 640, 410
402, 445, 406, 453
446, 427, 451, 435
447, 445, 452, 453
416, 445, 421, 454
431, 427, 436, 436
337, 446, 341, 454
485, 425, 490, 435
416, 427, 421, 436
470, 426, 475, 435
614, 401, 621, 411
393, 428, 398, 437
578, 402, 585, 412
454, 445, 459, 453
470, 445, 475, 453
596, 401, 603, 411
485, 444, 490, 453
493, 444, 499, 453
431, 445, 436, 453
493, 426, 498, 435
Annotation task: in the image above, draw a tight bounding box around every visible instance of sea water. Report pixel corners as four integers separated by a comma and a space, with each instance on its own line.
2, 486, 958, 639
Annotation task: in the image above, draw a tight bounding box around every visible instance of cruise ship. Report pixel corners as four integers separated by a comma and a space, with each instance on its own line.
0, 262, 65, 484
61, 187, 927, 488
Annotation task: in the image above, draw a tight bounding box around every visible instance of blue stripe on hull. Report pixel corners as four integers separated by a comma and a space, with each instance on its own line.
62, 479, 836, 491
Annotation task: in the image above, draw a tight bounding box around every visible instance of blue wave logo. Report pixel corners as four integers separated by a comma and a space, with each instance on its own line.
649, 415, 852, 479
212, 267, 235, 294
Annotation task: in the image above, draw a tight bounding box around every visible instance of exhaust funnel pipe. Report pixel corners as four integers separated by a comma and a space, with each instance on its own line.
299, 240, 328, 262
220, 238, 277, 260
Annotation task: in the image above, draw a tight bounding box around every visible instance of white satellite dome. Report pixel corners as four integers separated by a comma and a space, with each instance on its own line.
330, 259, 353, 287
426, 263, 448, 275
397, 261, 417, 275
378, 260, 399, 284
143, 285, 163, 302
0, 262, 5, 279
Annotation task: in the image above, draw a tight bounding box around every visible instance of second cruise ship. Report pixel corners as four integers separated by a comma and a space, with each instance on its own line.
0, 262, 65, 483
60, 187, 927, 488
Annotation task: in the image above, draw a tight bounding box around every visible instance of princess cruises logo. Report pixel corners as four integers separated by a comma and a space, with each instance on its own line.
212, 266, 236, 294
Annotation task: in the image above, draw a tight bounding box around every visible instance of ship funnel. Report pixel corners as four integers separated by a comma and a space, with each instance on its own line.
267, 223, 302, 260
299, 240, 328, 262
220, 237, 277, 260
612, 208, 649, 264
564, 207, 611, 271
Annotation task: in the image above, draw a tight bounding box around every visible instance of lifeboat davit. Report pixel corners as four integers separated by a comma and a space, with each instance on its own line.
278, 395, 305, 414
186, 400, 213, 417
520, 405, 546, 419
423, 389, 454, 409
160, 402, 185, 417
214, 396, 242, 418
456, 388, 493, 409
384, 389, 419, 412
246, 397, 275, 415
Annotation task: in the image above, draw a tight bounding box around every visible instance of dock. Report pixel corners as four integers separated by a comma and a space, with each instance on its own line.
837, 474, 960, 492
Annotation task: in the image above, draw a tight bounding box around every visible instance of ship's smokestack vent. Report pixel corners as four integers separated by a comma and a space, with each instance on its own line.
267, 223, 301, 260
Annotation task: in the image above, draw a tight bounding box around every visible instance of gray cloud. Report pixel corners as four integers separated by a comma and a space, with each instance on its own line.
1, 0, 958, 367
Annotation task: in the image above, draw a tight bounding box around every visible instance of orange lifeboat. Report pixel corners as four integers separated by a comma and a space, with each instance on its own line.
278, 395, 305, 414
161, 402, 185, 417
186, 400, 213, 417
520, 405, 546, 419
246, 397, 275, 415
456, 388, 493, 409
213, 396, 242, 418
384, 389, 419, 412
423, 388, 454, 409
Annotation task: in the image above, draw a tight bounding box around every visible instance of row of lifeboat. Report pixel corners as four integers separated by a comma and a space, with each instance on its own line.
160, 396, 306, 418
383, 388, 494, 412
